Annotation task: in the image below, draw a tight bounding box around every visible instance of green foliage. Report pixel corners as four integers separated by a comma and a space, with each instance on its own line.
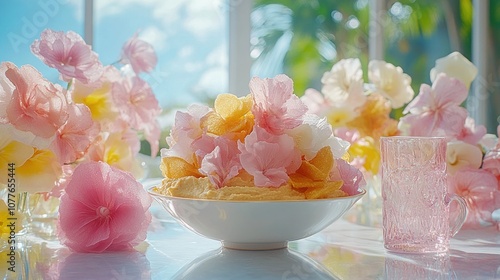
253, 0, 371, 94
283, 34, 324, 96
391, 0, 441, 36
252, 0, 500, 131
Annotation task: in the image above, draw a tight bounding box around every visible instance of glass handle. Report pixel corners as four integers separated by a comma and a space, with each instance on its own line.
447, 194, 468, 237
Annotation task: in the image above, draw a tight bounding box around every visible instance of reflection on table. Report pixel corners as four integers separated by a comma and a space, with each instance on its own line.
4, 181, 500, 280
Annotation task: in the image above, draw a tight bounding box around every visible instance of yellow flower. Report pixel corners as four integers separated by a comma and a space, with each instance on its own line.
0, 200, 10, 244
16, 149, 62, 193
72, 82, 118, 122
430, 51, 478, 89
201, 93, 254, 141
1, 134, 61, 193
86, 133, 144, 179
446, 141, 483, 174
348, 137, 380, 174
326, 107, 358, 128
0, 139, 34, 185
0, 200, 25, 244
346, 93, 399, 140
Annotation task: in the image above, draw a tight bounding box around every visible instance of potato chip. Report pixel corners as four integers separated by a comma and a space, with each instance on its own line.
289, 174, 326, 189
215, 93, 253, 122
203, 114, 254, 140
295, 161, 326, 181
206, 184, 304, 200
304, 180, 344, 199
294, 146, 334, 181
161, 156, 202, 179
309, 146, 334, 172
201, 95, 254, 141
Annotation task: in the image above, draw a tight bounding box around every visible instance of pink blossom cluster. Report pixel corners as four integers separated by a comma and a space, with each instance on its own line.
0, 29, 161, 251
163, 74, 365, 195
1, 29, 161, 184
399, 71, 500, 230
301, 52, 500, 231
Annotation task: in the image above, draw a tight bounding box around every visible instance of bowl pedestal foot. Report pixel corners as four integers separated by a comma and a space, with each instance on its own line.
222, 241, 288, 250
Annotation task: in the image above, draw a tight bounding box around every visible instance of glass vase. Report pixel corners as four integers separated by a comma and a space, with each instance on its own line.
343, 172, 382, 227
27, 192, 60, 240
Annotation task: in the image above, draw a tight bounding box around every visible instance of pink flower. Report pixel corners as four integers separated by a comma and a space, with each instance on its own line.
448, 168, 500, 229
3, 62, 69, 138
109, 119, 141, 155
168, 104, 210, 144
485, 125, 500, 150
31, 29, 103, 84
483, 149, 500, 181
457, 117, 487, 145
198, 136, 242, 188
143, 120, 161, 157
192, 133, 217, 162
162, 104, 210, 163
58, 161, 152, 253
50, 104, 98, 164
112, 76, 161, 156
84, 131, 144, 178
50, 165, 75, 198
496, 125, 500, 149
333, 127, 361, 144
330, 159, 366, 195
121, 34, 157, 74
301, 88, 333, 115
238, 126, 301, 187
250, 75, 307, 134
0, 62, 13, 123
399, 73, 468, 138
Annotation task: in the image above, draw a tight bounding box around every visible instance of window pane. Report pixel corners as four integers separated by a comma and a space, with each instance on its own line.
0, 0, 83, 82
93, 0, 229, 110
251, 0, 500, 132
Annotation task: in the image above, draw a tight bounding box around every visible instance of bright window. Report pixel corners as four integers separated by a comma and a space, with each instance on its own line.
0, 0, 83, 81
93, 0, 229, 110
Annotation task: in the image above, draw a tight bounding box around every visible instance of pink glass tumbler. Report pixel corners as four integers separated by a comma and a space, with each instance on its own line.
380, 136, 467, 253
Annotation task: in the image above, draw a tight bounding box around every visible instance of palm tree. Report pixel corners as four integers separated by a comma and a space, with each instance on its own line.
251, 0, 499, 131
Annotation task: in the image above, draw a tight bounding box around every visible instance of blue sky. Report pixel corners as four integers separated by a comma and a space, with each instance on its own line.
0, 0, 228, 110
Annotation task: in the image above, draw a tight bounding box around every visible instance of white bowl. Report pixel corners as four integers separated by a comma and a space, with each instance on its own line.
149, 187, 365, 250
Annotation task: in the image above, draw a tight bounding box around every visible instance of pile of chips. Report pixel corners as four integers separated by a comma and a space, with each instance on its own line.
160, 75, 364, 200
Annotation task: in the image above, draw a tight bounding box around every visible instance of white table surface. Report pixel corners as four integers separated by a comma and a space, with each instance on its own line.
7, 178, 500, 280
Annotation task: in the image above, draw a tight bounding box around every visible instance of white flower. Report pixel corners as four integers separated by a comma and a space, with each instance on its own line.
325, 107, 358, 128
321, 58, 366, 109
0, 123, 53, 149
446, 141, 483, 174
480, 133, 499, 152
430, 52, 478, 89
0, 63, 13, 123
368, 60, 414, 109
286, 114, 349, 160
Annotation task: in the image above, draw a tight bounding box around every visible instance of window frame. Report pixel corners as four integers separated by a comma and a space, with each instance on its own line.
83, 0, 492, 129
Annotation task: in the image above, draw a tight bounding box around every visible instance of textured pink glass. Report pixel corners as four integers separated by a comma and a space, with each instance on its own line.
381, 136, 467, 253
385, 253, 452, 279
